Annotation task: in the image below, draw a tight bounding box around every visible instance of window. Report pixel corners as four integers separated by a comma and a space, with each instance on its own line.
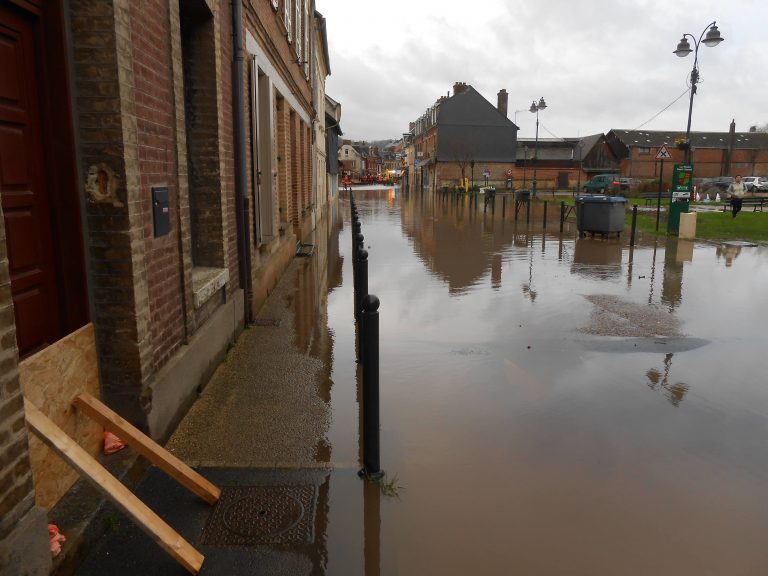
283, 0, 292, 41
303, 0, 309, 78
295, 0, 302, 59
639, 147, 651, 155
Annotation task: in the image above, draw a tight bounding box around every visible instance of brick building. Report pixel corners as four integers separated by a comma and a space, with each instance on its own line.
406, 82, 519, 192
0, 0, 331, 572
607, 124, 768, 182
513, 134, 621, 191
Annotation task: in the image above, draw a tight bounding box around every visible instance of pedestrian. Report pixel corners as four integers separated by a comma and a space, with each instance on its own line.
727, 175, 747, 218
342, 173, 350, 192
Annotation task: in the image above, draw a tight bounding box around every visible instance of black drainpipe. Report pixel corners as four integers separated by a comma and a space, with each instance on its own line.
232, 0, 252, 324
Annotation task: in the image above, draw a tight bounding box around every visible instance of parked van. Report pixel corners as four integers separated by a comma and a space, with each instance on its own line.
583, 174, 621, 195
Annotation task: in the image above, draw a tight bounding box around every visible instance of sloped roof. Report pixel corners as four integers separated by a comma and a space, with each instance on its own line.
436, 86, 518, 163
515, 134, 605, 161
438, 86, 518, 129
609, 129, 768, 149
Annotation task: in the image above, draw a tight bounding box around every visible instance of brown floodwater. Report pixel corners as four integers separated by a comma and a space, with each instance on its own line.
313, 189, 768, 575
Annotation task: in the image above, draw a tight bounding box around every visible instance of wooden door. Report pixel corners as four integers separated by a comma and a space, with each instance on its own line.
0, 5, 61, 356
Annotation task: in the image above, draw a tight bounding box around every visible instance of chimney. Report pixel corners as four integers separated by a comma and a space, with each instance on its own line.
453, 81, 468, 96
725, 119, 736, 175
497, 89, 508, 117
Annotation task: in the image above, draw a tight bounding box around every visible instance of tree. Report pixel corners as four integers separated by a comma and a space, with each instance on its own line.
442, 139, 476, 184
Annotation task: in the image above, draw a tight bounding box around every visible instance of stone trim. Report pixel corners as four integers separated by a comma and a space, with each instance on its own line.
192, 267, 229, 309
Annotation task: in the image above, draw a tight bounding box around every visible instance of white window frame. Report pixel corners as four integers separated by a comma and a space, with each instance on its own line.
283, 0, 292, 42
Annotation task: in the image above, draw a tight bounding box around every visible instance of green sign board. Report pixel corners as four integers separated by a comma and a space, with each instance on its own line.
672, 163, 694, 195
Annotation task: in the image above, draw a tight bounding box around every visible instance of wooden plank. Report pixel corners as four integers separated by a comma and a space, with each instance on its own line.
24, 399, 204, 575
73, 393, 220, 505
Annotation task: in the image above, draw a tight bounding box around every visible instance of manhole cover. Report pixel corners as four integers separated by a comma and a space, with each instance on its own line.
201, 485, 316, 546
253, 318, 282, 327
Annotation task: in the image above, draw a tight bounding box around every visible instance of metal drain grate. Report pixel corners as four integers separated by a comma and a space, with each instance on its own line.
253, 318, 282, 327
201, 485, 316, 546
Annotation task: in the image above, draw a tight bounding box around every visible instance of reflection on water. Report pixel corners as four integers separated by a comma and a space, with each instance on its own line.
716, 242, 743, 267
646, 353, 690, 407
307, 189, 768, 574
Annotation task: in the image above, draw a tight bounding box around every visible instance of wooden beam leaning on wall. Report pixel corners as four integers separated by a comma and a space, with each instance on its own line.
23, 399, 204, 575
73, 393, 221, 505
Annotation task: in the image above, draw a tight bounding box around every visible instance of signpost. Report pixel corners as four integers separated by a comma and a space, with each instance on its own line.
668, 163, 694, 234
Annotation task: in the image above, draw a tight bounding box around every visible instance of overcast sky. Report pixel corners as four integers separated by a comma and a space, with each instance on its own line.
318, 0, 766, 142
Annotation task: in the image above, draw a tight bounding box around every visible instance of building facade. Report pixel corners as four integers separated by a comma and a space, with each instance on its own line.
407, 82, 519, 192
0, 1, 334, 572
608, 126, 768, 182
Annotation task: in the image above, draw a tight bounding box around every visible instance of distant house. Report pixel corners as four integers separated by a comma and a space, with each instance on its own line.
407, 82, 519, 191
607, 124, 768, 180
515, 133, 620, 191
339, 141, 364, 180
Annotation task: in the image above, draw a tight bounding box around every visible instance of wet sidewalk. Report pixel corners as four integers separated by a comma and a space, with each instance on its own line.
75, 256, 358, 575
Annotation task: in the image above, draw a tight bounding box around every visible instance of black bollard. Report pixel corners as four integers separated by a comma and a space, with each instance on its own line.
352, 221, 361, 269
630, 204, 638, 246
526, 196, 531, 224
560, 201, 565, 233
353, 232, 364, 318
356, 248, 368, 324
361, 294, 382, 478
543, 201, 548, 229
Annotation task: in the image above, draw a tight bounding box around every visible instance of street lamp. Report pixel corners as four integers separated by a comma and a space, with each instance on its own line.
522, 145, 528, 187
576, 140, 583, 192
673, 21, 724, 163
470, 159, 475, 190
529, 97, 546, 196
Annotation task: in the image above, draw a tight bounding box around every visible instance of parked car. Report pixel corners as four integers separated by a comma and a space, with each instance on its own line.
742, 176, 767, 192
619, 177, 632, 191
709, 176, 734, 191
583, 174, 621, 194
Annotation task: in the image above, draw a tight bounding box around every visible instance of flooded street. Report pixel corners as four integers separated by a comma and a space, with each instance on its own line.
320, 188, 768, 574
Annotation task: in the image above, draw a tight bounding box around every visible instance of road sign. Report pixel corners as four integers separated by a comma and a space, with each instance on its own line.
506, 169, 513, 177
655, 145, 672, 160
483, 168, 491, 177
672, 163, 693, 194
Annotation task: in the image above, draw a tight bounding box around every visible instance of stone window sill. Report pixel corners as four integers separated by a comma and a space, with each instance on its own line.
192, 267, 229, 309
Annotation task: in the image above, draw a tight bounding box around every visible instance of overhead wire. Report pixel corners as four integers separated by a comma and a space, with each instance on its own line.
627, 87, 691, 133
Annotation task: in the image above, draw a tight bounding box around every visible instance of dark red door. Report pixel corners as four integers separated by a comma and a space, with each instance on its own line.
0, 5, 61, 356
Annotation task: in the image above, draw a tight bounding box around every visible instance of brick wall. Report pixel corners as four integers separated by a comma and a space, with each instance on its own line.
130, 0, 185, 372
244, 0, 314, 242
0, 206, 34, 540
217, 3, 238, 301
625, 147, 768, 180
70, 0, 154, 426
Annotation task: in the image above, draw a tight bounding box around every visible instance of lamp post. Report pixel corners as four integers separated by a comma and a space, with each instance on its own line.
522, 145, 528, 187
470, 159, 475, 190
576, 140, 583, 192
529, 97, 547, 196
673, 21, 724, 164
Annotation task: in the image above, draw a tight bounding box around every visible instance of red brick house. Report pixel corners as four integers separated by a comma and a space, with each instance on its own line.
607, 125, 768, 181
407, 82, 519, 191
